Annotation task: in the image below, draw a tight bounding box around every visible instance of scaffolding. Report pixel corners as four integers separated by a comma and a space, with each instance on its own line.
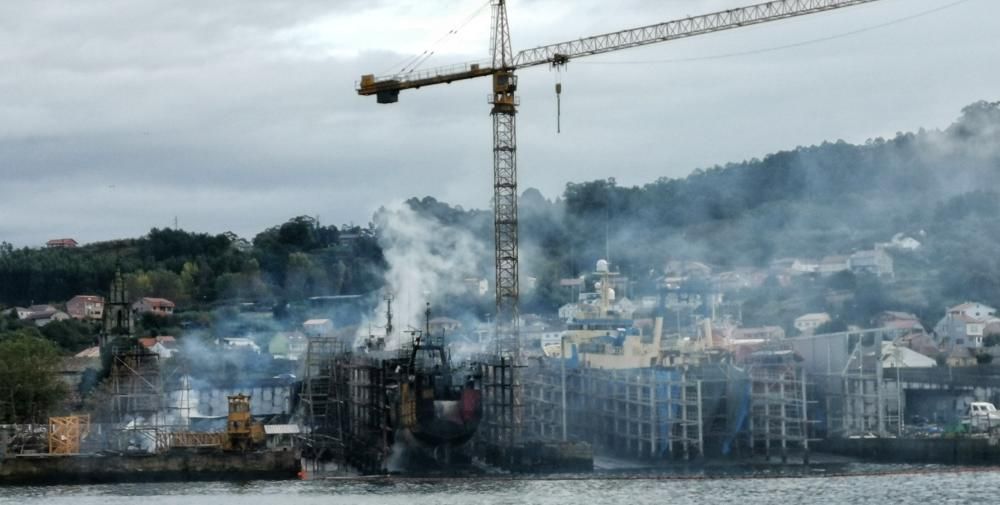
840, 334, 900, 437
745, 350, 811, 462
109, 343, 163, 452
345, 357, 394, 473
301, 337, 348, 459
477, 354, 519, 451
48, 415, 90, 455
524, 365, 704, 460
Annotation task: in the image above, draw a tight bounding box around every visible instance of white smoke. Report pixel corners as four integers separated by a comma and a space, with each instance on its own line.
371, 203, 488, 349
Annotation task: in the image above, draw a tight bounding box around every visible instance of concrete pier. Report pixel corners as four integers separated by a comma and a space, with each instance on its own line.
0, 450, 301, 485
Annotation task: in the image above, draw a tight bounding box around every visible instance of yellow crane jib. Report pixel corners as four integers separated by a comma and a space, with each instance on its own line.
359, 62, 496, 104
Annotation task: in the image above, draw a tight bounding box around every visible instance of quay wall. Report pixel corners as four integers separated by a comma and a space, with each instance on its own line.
818, 438, 1000, 465
0, 450, 300, 486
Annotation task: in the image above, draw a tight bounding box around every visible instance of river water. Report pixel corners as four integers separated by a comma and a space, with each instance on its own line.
2, 466, 997, 505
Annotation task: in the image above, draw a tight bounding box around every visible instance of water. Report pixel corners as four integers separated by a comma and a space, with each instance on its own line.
3, 467, 997, 505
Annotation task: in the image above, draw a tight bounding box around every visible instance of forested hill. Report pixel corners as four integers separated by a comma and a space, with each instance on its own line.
1, 100, 998, 322
414, 101, 1000, 312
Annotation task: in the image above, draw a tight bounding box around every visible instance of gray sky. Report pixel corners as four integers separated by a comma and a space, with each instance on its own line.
1, 0, 996, 246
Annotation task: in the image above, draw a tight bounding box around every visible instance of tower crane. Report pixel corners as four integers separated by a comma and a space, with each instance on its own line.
358, 0, 882, 443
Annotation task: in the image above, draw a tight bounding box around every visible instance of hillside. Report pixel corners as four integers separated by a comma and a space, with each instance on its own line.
1, 100, 998, 344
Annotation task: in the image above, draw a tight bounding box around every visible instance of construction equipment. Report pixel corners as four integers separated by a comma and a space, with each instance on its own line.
48, 415, 90, 455
358, 0, 883, 443
156, 395, 265, 452
223, 394, 265, 452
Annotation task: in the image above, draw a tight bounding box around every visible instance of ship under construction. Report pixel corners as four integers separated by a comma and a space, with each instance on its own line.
300, 303, 486, 473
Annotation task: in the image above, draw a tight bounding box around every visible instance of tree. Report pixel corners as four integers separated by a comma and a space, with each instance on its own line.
815, 318, 848, 334
39, 319, 97, 353
0, 331, 67, 423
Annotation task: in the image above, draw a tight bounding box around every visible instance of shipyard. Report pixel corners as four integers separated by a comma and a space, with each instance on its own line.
9, 255, 1000, 482
2, 0, 1000, 502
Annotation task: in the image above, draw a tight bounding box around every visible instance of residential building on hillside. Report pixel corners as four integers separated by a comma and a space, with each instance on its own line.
139, 336, 178, 358
881, 342, 936, 368
46, 238, 78, 248
849, 248, 894, 277
873, 311, 925, 334
947, 302, 996, 320
557, 302, 579, 321
303, 319, 334, 338
26, 309, 70, 327
794, 312, 832, 335
946, 346, 977, 367
934, 302, 1000, 350
269, 331, 308, 360
220, 337, 261, 353
770, 258, 819, 275
133, 297, 176, 316
67, 295, 104, 320
14, 304, 70, 327
732, 326, 786, 341
664, 260, 712, 279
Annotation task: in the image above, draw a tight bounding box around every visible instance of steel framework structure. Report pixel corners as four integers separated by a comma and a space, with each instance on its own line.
357, 0, 883, 446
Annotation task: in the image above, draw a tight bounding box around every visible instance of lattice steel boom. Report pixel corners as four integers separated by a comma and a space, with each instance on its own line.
357, 0, 881, 100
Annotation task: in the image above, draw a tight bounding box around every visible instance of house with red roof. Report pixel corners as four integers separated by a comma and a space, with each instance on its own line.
67, 295, 104, 320
133, 297, 176, 316
46, 238, 78, 248
138, 336, 178, 358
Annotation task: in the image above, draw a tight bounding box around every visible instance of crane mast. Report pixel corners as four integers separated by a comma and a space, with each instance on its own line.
357, 0, 883, 447
490, 0, 520, 361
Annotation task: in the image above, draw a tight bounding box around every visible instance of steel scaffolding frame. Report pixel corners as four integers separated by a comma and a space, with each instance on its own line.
109, 343, 163, 452
746, 351, 811, 462
523, 365, 704, 460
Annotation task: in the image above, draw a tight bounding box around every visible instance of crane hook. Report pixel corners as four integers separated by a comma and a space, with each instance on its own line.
555, 82, 562, 134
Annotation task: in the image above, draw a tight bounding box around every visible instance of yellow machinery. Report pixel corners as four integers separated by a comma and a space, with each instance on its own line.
48, 415, 90, 455
158, 394, 265, 452
222, 394, 265, 452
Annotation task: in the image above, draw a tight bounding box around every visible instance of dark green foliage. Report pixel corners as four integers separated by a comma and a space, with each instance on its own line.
39, 319, 97, 353
815, 319, 849, 335
0, 331, 66, 423
0, 217, 386, 314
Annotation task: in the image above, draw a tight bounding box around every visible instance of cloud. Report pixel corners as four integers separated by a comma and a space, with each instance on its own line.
1, 0, 997, 245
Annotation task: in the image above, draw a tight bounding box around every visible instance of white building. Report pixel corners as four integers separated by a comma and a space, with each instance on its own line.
303, 319, 334, 337
934, 303, 1000, 349
132, 297, 176, 316
849, 248, 894, 277
221, 337, 261, 354
794, 312, 832, 335
557, 303, 580, 321
881, 342, 936, 368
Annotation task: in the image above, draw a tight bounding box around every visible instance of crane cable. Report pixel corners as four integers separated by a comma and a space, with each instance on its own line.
554, 66, 563, 134
381, 0, 492, 76
576, 0, 973, 66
